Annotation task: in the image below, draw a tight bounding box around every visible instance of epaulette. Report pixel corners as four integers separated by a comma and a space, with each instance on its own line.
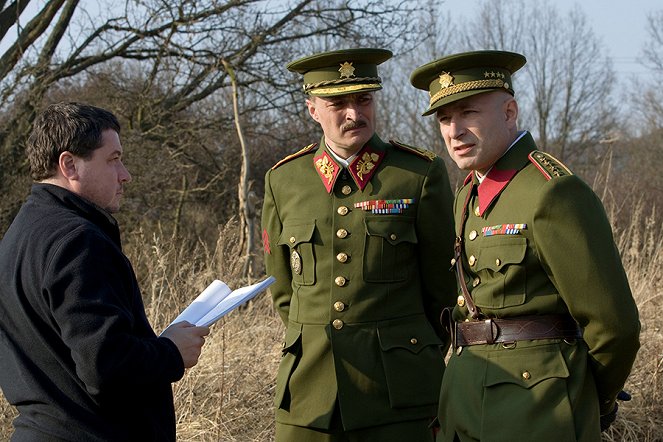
528, 150, 573, 180
271, 143, 317, 170
389, 139, 437, 161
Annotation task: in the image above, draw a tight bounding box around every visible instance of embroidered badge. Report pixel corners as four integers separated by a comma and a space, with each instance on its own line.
262, 228, 271, 255
347, 146, 384, 191
339, 62, 355, 78
314, 151, 341, 193
354, 199, 415, 214
438, 72, 454, 89
482, 223, 527, 236
356, 152, 380, 180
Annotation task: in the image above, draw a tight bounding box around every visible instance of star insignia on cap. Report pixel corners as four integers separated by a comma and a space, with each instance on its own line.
339, 62, 356, 78
438, 72, 454, 89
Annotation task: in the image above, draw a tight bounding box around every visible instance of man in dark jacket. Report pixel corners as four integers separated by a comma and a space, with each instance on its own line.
0, 102, 210, 441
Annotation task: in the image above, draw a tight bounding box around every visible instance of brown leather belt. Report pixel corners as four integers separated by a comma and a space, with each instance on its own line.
453, 314, 582, 347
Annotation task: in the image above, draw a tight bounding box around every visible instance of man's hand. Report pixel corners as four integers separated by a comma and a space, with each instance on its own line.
161, 321, 210, 368
600, 390, 632, 432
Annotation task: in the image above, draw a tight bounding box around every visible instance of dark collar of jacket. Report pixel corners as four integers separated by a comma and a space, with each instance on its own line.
30, 183, 122, 246
464, 131, 537, 217
313, 133, 388, 193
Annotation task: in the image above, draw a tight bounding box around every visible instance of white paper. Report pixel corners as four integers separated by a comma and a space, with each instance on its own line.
167, 276, 275, 329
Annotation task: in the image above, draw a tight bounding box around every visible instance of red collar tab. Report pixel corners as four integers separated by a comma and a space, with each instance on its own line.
347, 145, 385, 191
477, 168, 518, 216
463, 172, 473, 185
313, 151, 341, 193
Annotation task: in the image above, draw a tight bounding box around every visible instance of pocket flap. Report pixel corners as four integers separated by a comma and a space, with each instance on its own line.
378, 315, 441, 354
484, 346, 569, 389
364, 216, 417, 246
278, 221, 315, 247
476, 236, 526, 271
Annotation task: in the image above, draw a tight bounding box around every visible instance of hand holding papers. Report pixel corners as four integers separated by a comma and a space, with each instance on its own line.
168, 276, 275, 328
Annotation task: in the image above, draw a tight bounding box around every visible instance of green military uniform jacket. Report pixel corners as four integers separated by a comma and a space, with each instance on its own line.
438, 132, 640, 442
262, 133, 456, 431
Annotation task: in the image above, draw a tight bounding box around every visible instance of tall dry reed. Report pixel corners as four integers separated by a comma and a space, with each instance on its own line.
1, 204, 661, 441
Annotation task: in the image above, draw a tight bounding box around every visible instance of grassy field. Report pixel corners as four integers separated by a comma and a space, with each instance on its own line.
1, 206, 662, 441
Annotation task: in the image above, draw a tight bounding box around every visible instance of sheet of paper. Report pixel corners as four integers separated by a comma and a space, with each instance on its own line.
196, 276, 276, 327
169, 280, 231, 326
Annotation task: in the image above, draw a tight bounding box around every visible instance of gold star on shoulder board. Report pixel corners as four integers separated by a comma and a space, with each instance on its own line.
339, 62, 355, 78
438, 72, 454, 89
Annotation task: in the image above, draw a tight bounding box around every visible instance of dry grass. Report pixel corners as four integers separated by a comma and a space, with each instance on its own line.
1, 205, 662, 441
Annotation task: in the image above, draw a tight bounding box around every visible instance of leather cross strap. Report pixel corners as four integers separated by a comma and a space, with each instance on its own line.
454, 314, 582, 347
454, 183, 481, 319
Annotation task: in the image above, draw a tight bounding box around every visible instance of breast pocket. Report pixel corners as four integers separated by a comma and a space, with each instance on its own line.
474, 236, 527, 308
278, 221, 316, 286
363, 216, 418, 283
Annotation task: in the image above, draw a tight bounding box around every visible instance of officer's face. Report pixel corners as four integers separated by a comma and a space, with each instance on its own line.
306, 92, 376, 158
437, 91, 518, 175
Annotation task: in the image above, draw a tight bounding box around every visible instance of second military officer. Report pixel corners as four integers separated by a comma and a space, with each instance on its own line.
261, 48, 457, 441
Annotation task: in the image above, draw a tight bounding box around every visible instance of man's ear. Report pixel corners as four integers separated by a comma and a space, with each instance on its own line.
504, 97, 519, 128
58, 151, 79, 180
306, 98, 319, 123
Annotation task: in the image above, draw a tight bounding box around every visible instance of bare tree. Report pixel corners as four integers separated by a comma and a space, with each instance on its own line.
0, 0, 425, 240
449, 0, 617, 165
636, 10, 663, 130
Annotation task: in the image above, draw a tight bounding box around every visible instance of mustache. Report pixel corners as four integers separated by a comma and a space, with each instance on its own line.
341, 120, 367, 132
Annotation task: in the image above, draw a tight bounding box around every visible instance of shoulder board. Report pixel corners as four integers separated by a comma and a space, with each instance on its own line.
271, 143, 317, 170
528, 150, 573, 181
389, 139, 437, 161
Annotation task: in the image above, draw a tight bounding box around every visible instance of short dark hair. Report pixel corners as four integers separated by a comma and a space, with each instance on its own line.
27, 102, 121, 181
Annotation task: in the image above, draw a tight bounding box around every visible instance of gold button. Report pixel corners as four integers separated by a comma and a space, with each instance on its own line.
333, 301, 345, 312
410, 338, 418, 345
522, 371, 531, 380
495, 258, 501, 266
337, 206, 349, 216
450, 258, 456, 266
457, 295, 465, 307
472, 277, 481, 287
332, 319, 344, 330
390, 233, 397, 241
469, 230, 478, 240
341, 185, 352, 195
335, 276, 346, 287
289, 236, 296, 244
474, 206, 481, 217
336, 252, 348, 263
336, 229, 348, 239
468, 255, 476, 266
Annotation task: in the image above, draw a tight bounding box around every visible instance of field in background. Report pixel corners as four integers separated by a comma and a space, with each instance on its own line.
1, 204, 662, 441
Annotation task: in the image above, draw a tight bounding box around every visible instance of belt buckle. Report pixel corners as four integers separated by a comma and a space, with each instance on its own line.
482, 318, 496, 344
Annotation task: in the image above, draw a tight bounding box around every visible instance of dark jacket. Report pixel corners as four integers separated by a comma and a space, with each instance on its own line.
0, 184, 184, 441
262, 134, 457, 431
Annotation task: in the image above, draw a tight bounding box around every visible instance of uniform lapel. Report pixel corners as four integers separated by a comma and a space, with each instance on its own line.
312, 136, 386, 193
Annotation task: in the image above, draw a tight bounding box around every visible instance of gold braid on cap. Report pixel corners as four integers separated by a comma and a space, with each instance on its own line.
303, 76, 382, 93
429, 79, 507, 106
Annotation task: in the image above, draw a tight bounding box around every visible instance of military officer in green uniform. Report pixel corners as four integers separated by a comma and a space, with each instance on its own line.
410, 50, 641, 441
261, 48, 457, 441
